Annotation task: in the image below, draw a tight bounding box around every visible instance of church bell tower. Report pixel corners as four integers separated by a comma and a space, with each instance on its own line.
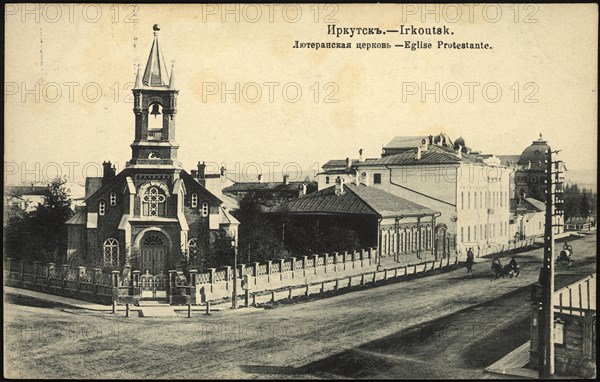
127, 24, 180, 169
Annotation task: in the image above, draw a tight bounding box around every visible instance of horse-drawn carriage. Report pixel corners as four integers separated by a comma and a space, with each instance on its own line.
491, 258, 520, 279
556, 242, 574, 266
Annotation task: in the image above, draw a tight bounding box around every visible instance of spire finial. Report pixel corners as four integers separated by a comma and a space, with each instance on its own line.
169, 60, 176, 90
153, 24, 160, 35
539, 132, 543, 140
134, 64, 142, 89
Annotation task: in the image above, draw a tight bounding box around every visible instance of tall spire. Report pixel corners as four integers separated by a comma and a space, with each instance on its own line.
142, 24, 169, 87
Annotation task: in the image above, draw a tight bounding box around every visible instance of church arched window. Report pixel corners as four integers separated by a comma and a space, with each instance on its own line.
103, 238, 119, 266
142, 187, 166, 217
188, 238, 198, 256
201, 201, 209, 217
99, 200, 106, 216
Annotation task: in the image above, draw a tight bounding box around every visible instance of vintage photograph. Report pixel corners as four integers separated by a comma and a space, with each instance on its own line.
4, 3, 597, 379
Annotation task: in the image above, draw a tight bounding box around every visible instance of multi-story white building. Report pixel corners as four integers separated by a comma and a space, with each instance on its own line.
318, 133, 512, 257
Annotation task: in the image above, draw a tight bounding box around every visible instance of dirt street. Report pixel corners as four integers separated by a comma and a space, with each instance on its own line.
4, 233, 596, 379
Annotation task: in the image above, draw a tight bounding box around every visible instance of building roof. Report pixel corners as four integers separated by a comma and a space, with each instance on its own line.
272, 183, 439, 219
497, 155, 521, 166
223, 181, 315, 193
523, 197, 545, 212
65, 209, 86, 225
518, 136, 550, 170
322, 145, 485, 172
6, 184, 48, 196
384, 136, 428, 150
322, 158, 379, 168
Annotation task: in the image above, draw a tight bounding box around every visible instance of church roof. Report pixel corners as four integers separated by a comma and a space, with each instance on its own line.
142, 24, 171, 88
518, 135, 550, 170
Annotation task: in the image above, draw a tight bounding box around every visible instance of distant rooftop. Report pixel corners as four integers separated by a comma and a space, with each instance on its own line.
271, 182, 439, 219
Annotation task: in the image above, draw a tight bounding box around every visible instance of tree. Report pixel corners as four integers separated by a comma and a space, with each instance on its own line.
236, 193, 286, 264
4, 178, 74, 262
31, 177, 74, 262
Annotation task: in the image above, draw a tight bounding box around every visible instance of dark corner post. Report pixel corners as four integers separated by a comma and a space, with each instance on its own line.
231, 235, 238, 309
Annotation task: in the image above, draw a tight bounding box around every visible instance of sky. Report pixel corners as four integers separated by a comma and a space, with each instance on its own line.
4, 4, 598, 190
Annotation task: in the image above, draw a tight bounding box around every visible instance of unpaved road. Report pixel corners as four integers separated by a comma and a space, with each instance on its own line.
4, 233, 596, 379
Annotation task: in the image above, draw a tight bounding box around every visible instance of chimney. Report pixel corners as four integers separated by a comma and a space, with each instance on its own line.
335, 177, 344, 195
220, 166, 227, 177
358, 149, 364, 162
197, 161, 206, 180
354, 169, 360, 186
191, 169, 198, 178
421, 138, 428, 151
429, 135, 433, 145
456, 144, 463, 159
415, 147, 422, 160
283, 174, 289, 185
102, 161, 115, 184
300, 184, 307, 196
346, 157, 352, 170
257, 174, 262, 183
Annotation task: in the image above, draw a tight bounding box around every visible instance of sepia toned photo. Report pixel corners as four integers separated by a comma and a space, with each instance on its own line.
4, 3, 597, 379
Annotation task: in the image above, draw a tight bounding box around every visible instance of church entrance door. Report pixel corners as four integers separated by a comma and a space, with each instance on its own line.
141, 233, 167, 275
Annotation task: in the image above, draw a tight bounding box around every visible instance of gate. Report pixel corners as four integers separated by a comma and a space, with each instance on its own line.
139, 271, 168, 299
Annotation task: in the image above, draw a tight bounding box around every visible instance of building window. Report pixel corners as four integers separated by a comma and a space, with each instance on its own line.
201, 201, 209, 217
109, 192, 117, 206
467, 192, 471, 209
474, 192, 477, 210
373, 173, 382, 184
99, 200, 106, 216
480, 191, 483, 209
467, 226, 471, 241
103, 238, 119, 266
461, 192, 464, 210
460, 227, 464, 243
188, 238, 198, 257
191, 193, 198, 208
142, 186, 166, 217
474, 225, 478, 241
325, 176, 330, 184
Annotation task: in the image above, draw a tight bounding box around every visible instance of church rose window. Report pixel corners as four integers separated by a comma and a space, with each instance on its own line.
99, 200, 106, 216
201, 201, 209, 217
142, 187, 166, 217
103, 238, 119, 266
110, 192, 117, 206
191, 193, 198, 208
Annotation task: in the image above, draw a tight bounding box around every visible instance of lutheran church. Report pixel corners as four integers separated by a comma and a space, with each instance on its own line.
66, 25, 238, 274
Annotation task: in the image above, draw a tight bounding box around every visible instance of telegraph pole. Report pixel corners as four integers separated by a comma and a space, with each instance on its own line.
537, 148, 564, 378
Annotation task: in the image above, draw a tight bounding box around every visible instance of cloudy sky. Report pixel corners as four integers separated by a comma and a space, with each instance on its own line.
5, 4, 597, 188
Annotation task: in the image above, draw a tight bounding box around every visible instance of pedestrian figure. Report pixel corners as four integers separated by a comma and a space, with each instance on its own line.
466, 247, 474, 274
509, 257, 520, 277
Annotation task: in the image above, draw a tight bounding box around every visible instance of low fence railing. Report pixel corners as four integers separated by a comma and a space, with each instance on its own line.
227, 255, 459, 307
